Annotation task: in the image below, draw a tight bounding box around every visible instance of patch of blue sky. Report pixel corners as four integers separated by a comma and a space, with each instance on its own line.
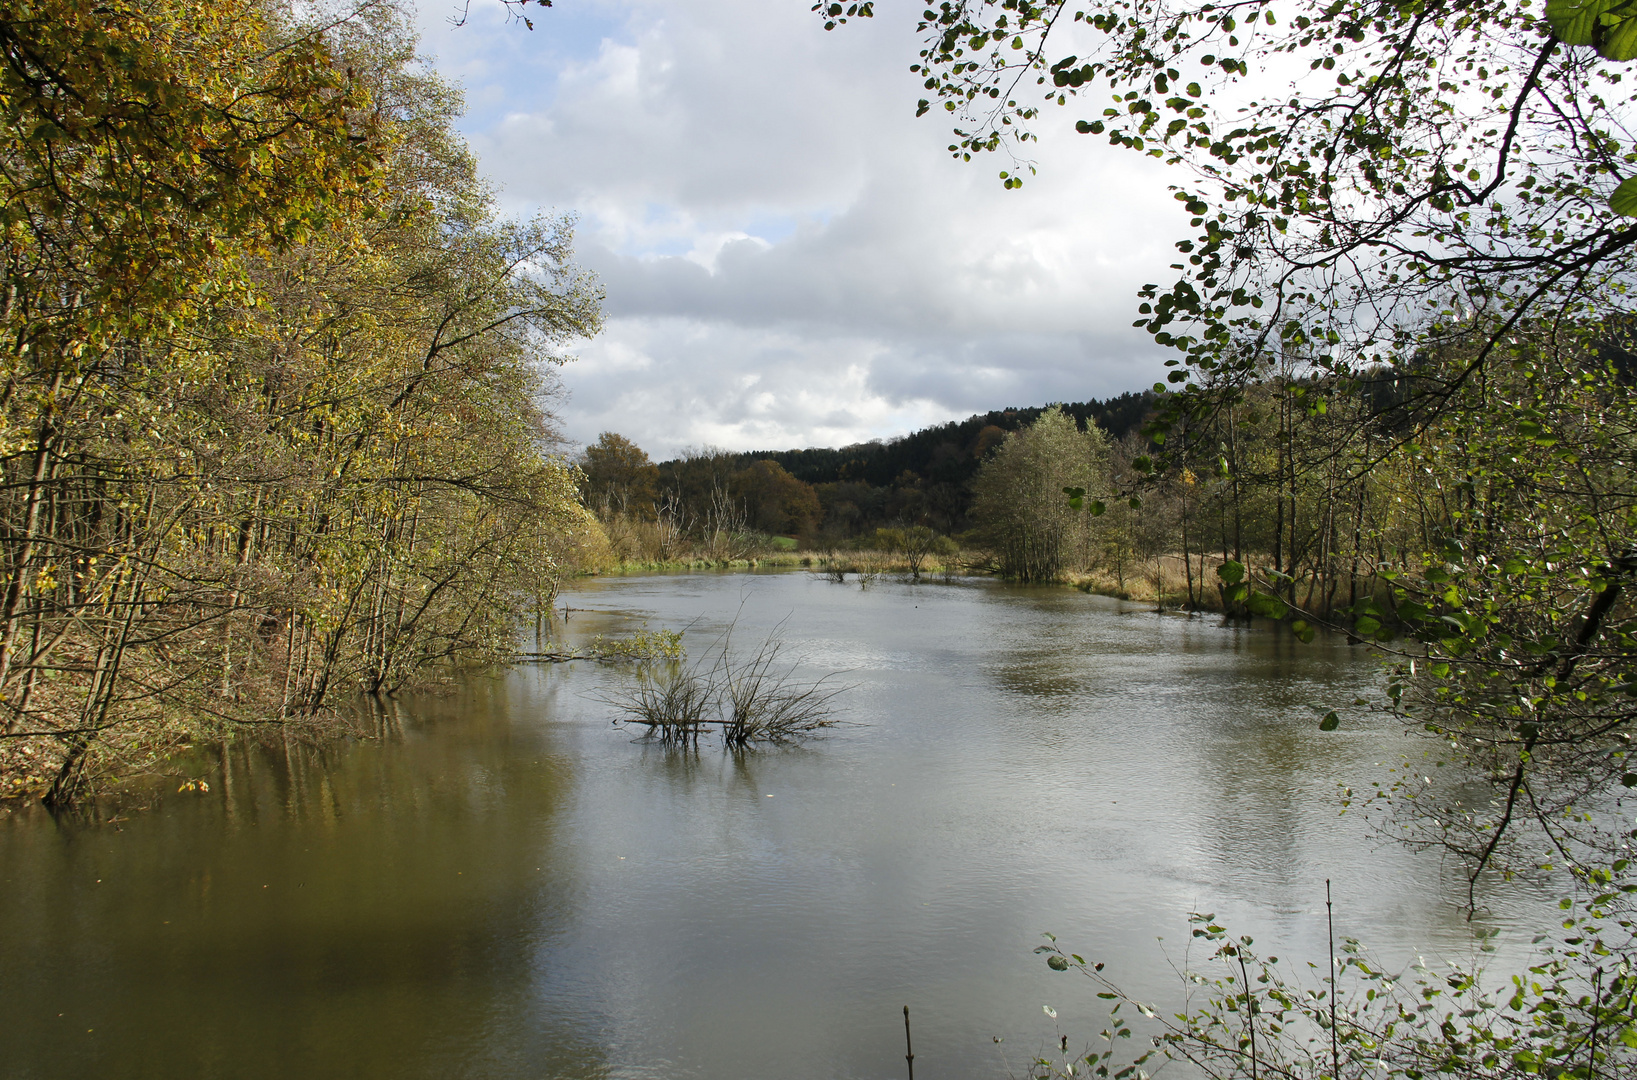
419, 3, 631, 134
741, 214, 799, 246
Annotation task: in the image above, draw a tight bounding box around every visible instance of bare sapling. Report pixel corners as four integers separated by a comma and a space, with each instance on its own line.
714, 630, 846, 745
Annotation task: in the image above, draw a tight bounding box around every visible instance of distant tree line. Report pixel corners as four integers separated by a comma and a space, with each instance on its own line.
576, 392, 1157, 562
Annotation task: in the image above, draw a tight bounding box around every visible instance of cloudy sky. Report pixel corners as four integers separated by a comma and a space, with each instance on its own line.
413, 0, 1184, 458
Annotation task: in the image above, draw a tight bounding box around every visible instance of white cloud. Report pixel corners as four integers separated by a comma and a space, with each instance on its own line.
415, 0, 1186, 459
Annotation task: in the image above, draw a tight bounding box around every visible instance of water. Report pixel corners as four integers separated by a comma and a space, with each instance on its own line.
0, 572, 1551, 1079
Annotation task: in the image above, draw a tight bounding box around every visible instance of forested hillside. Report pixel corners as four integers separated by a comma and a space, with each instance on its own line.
751, 391, 1154, 488
575, 392, 1157, 554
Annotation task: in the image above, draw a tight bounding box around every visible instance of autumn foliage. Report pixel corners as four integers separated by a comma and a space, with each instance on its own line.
0, 0, 602, 804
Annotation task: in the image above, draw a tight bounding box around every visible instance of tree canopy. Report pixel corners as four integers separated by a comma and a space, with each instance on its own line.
820, 0, 1637, 397
0, 0, 602, 804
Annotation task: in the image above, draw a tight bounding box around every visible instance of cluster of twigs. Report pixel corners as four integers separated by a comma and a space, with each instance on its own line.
604, 626, 845, 748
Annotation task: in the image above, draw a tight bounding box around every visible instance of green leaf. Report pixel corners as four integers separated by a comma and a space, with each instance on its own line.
1622, 773, 1637, 788
1603, 13, 1637, 55
1549, 0, 1614, 45
1397, 600, 1431, 622
1246, 591, 1288, 619
1612, 175, 1637, 216
1319, 711, 1339, 731
1048, 955, 1071, 970
1216, 559, 1246, 584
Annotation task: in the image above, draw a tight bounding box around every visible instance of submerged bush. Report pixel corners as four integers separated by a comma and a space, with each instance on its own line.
610, 667, 717, 748
605, 626, 844, 748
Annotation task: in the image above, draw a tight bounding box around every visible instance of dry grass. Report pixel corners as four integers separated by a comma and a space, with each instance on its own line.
813, 548, 977, 585
1068, 553, 1224, 610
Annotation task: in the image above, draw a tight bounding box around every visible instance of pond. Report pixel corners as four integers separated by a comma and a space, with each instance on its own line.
0, 571, 1553, 1079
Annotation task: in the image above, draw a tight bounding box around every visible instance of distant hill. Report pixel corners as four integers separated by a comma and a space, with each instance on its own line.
662, 391, 1156, 490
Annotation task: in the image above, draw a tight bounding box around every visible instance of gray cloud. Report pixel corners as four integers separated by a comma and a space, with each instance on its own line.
417, 0, 1186, 458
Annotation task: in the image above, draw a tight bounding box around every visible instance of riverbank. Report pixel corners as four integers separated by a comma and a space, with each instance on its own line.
597, 549, 981, 579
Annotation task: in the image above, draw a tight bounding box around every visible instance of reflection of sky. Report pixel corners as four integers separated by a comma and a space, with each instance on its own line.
413, 1, 1181, 457
526, 573, 1556, 1079
0, 574, 1563, 1079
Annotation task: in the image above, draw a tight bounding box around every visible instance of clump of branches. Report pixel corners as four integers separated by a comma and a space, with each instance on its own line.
715, 632, 844, 745
604, 625, 846, 748
610, 666, 718, 748
1024, 903, 1637, 1080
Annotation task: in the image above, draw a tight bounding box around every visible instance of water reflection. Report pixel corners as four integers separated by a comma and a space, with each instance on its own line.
0, 572, 1557, 1080
0, 683, 606, 1080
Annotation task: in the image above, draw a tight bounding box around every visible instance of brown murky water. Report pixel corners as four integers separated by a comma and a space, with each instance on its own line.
0, 572, 1549, 1079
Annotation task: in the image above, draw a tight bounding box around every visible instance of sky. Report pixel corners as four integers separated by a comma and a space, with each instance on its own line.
412, 0, 1185, 459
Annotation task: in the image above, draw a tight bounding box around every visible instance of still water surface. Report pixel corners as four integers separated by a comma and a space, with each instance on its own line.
1, 572, 1550, 1079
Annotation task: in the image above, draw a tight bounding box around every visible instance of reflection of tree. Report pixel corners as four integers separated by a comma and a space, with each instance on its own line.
1, 682, 608, 1078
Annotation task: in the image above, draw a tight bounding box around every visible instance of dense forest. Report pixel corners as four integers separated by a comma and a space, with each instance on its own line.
575, 392, 1154, 554
0, 0, 602, 804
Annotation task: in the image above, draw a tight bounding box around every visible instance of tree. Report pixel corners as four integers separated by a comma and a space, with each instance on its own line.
896, 525, 949, 580
0, 0, 604, 804
579, 433, 660, 519
970, 408, 1110, 582
730, 459, 822, 537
